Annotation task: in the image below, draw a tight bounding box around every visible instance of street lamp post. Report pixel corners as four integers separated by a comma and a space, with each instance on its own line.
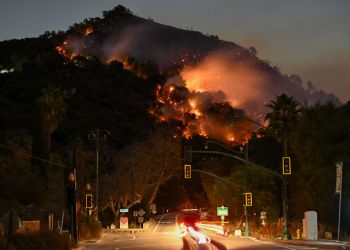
88, 129, 110, 220
67, 170, 78, 246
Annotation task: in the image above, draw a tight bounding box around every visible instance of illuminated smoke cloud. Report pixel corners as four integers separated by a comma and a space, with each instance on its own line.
56, 19, 341, 143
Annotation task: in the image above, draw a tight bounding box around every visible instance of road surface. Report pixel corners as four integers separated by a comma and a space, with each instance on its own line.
80, 213, 342, 250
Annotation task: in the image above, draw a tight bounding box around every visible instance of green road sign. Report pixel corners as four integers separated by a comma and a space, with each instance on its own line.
217, 206, 228, 216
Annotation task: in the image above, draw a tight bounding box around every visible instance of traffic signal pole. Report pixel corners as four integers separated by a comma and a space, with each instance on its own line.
282, 177, 290, 239
189, 148, 289, 238
244, 205, 250, 237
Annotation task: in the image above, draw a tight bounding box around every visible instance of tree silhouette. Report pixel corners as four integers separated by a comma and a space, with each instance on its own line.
36, 85, 67, 162
264, 94, 300, 156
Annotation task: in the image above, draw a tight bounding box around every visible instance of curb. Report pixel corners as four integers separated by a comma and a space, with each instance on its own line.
269, 239, 349, 250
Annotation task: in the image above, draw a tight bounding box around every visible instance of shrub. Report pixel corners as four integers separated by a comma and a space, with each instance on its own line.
8, 231, 68, 250
79, 219, 103, 240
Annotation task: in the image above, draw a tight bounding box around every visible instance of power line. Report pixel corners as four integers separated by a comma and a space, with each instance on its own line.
0, 143, 71, 169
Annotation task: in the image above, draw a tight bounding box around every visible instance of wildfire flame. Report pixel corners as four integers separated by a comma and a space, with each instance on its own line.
85, 27, 94, 36
55, 28, 260, 144
150, 83, 254, 144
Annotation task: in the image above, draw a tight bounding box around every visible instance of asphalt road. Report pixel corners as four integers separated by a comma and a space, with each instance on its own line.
79, 213, 341, 250
80, 232, 342, 250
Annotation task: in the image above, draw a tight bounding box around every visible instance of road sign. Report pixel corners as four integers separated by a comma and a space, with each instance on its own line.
217, 206, 228, 216
120, 208, 128, 213
138, 217, 144, 223
282, 157, 291, 175
261, 211, 266, 219
120, 216, 128, 229
138, 208, 145, 217
336, 162, 342, 193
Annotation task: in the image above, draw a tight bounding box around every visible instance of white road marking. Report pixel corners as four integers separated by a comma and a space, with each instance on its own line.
113, 234, 136, 242
253, 238, 298, 250
153, 214, 167, 233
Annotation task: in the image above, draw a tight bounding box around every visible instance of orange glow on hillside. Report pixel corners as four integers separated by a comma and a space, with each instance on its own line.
85, 27, 94, 35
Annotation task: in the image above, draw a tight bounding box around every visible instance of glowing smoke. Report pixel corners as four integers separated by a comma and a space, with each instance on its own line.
55, 13, 342, 143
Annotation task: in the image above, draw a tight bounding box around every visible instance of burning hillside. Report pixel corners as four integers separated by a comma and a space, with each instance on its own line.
54, 5, 341, 144
150, 82, 254, 144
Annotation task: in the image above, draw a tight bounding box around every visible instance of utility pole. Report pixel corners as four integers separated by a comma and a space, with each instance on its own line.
336, 162, 343, 241
244, 203, 249, 236
244, 141, 250, 237
282, 141, 291, 240
67, 170, 78, 246
88, 129, 109, 220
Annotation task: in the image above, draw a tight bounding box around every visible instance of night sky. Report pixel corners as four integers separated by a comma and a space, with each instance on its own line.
1, 0, 349, 102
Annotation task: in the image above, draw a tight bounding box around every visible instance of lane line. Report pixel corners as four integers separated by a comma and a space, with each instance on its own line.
253, 238, 298, 250
153, 214, 167, 233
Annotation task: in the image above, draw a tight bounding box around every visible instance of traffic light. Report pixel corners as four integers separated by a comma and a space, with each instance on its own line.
86, 194, 93, 209
184, 164, 191, 179
282, 157, 291, 175
244, 192, 253, 206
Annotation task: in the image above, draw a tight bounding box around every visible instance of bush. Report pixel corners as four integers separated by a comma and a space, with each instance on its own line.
79, 219, 103, 240
8, 231, 68, 250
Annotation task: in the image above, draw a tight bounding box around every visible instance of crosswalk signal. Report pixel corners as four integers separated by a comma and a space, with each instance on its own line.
86, 193, 93, 209
244, 192, 253, 206
282, 157, 291, 175
184, 164, 191, 179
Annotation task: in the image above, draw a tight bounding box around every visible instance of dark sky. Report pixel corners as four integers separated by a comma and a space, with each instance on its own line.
1, 0, 349, 102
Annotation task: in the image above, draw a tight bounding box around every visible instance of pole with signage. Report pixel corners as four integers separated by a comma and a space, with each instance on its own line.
335, 162, 342, 241
217, 206, 228, 227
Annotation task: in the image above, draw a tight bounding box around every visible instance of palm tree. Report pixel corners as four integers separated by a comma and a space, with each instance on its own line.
264, 93, 300, 240
36, 85, 67, 158
264, 93, 300, 156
